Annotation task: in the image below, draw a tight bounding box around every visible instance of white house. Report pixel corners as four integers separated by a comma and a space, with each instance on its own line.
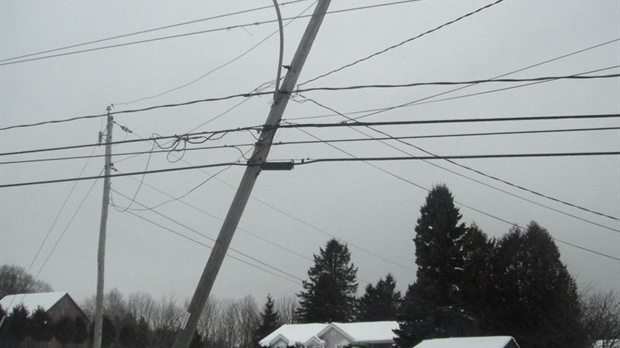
259, 321, 399, 348
413, 336, 520, 348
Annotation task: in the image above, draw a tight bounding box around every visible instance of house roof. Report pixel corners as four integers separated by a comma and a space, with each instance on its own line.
0, 292, 68, 313
259, 323, 329, 347
413, 336, 519, 348
320, 321, 399, 343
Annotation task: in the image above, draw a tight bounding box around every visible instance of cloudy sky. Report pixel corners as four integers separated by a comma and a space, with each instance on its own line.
1, 0, 619, 306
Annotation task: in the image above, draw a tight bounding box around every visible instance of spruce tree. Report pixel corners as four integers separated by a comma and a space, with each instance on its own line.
29, 306, 54, 343
296, 238, 358, 323
395, 184, 480, 348
55, 315, 76, 346
486, 222, 586, 348
254, 295, 281, 346
358, 273, 402, 321
6, 304, 30, 345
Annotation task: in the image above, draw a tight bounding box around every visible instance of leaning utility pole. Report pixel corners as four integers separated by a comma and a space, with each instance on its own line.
172, 1, 331, 347
94, 106, 113, 348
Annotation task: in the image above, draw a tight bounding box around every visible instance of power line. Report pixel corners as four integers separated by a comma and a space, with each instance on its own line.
298, 0, 507, 87
118, 169, 314, 263
286, 38, 620, 122
3, 151, 618, 189
279, 113, 620, 129
111, 189, 304, 283
2, 70, 617, 132
5, 126, 618, 166
0, 161, 245, 188
0, 0, 423, 67
294, 128, 620, 262
294, 73, 620, 93
115, 0, 316, 106
292, 152, 620, 165
0, 0, 310, 64
124, 210, 302, 285
113, 124, 417, 276
4, 112, 617, 159
294, 80, 620, 230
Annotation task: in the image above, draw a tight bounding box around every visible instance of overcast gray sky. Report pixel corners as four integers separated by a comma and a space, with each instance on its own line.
1, 0, 619, 305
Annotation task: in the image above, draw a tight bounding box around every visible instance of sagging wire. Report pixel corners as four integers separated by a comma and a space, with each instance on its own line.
151, 131, 234, 163
114, 146, 253, 212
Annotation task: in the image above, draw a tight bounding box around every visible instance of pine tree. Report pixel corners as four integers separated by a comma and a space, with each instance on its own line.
296, 238, 358, 323
55, 315, 77, 346
6, 304, 30, 345
254, 295, 281, 346
358, 273, 402, 321
29, 306, 54, 343
486, 222, 586, 348
395, 185, 480, 348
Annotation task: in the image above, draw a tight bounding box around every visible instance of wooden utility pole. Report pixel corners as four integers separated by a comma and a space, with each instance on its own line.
172, 1, 331, 347
94, 106, 113, 348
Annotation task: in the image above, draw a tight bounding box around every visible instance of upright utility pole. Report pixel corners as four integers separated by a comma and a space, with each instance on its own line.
94, 106, 113, 348
172, 1, 331, 347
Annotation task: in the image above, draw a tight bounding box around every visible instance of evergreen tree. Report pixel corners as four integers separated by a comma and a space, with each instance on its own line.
358, 273, 402, 321
485, 222, 586, 348
254, 295, 281, 346
29, 306, 54, 343
395, 185, 480, 348
55, 315, 76, 346
0, 305, 6, 343
74, 316, 88, 345
6, 304, 30, 345
296, 238, 358, 323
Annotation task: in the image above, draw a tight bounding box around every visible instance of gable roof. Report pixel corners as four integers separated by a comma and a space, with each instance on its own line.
259, 323, 329, 347
0, 292, 68, 313
413, 336, 519, 348
319, 321, 399, 344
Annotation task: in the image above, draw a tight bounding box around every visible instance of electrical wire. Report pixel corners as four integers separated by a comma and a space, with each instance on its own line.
295, 72, 620, 93
25, 146, 100, 275
0, 0, 310, 64
115, 0, 314, 106
109, 118, 416, 277
2, 70, 617, 132
0, 160, 245, 188
5, 126, 618, 166
118, 169, 314, 263
0, 0, 422, 67
111, 189, 304, 283
308, 96, 620, 223
292, 152, 620, 164
286, 38, 620, 122
33, 169, 102, 281
124, 210, 301, 285
295, 97, 620, 230
293, 128, 620, 261
273, 0, 285, 96
298, 0, 507, 87
295, 95, 620, 230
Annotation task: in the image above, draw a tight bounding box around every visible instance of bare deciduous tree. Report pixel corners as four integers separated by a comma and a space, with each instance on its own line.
152, 294, 183, 331
127, 291, 156, 327
276, 295, 298, 324
238, 295, 259, 348
582, 290, 620, 348
196, 295, 221, 343
0, 265, 53, 299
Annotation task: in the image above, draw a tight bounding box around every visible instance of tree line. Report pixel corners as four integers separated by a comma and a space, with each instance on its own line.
1, 184, 619, 348
292, 184, 620, 348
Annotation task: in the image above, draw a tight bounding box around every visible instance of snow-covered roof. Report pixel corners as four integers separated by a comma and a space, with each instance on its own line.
0, 292, 68, 313
323, 321, 399, 343
259, 323, 329, 347
413, 336, 518, 348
